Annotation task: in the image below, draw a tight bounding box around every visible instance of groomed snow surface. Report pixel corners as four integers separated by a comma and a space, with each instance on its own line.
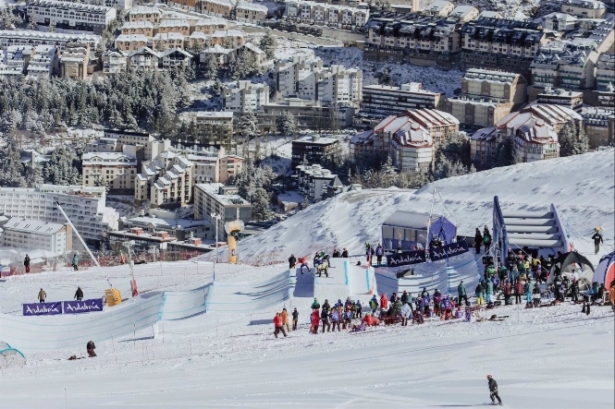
0, 150, 613, 408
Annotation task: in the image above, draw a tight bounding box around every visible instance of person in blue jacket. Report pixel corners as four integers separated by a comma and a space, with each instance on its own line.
369, 295, 379, 313
485, 279, 494, 303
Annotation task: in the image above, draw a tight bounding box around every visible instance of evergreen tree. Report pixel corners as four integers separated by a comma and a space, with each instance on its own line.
252, 187, 272, 221
259, 32, 277, 60
495, 135, 517, 167
237, 112, 259, 139
277, 111, 296, 136
42, 145, 81, 185
25, 165, 44, 188
559, 120, 589, 157
0, 135, 26, 187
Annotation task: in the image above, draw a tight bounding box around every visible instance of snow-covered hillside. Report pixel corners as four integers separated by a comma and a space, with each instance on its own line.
204, 150, 615, 265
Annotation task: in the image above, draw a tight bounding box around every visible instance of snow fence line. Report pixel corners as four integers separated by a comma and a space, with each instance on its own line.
0, 271, 296, 354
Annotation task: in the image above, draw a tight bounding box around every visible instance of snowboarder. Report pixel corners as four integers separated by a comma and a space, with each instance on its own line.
474, 228, 483, 254
87, 340, 96, 357
592, 228, 604, 254
487, 375, 502, 405
72, 253, 79, 271
483, 227, 492, 254
292, 307, 299, 330
458, 281, 468, 305
288, 254, 296, 270
38, 288, 46, 303
273, 313, 287, 338
24, 254, 31, 273
475, 282, 484, 306
341, 248, 348, 258
298, 257, 310, 275
375, 244, 384, 266
319, 251, 331, 268
74, 287, 84, 301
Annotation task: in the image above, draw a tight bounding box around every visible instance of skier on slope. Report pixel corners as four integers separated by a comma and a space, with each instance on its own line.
487, 375, 502, 405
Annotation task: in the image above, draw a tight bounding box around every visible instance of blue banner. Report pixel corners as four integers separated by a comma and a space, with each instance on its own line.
429, 240, 469, 262
63, 298, 103, 314
23, 302, 63, 316
386, 250, 426, 267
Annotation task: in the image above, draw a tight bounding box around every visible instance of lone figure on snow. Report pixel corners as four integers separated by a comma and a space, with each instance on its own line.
72, 253, 79, 271
87, 340, 96, 357
487, 375, 502, 405
74, 287, 84, 301
24, 254, 31, 273
38, 288, 46, 303
592, 228, 603, 254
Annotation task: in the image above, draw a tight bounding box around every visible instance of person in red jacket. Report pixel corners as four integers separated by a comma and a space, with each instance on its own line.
503, 280, 512, 305
380, 293, 389, 312
273, 312, 287, 338
515, 279, 524, 305
310, 309, 320, 334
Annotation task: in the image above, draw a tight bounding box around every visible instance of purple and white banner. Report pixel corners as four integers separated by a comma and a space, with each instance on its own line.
386, 250, 427, 267
23, 302, 63, 316
63, 298, 103, 314
429, 240, 470, 262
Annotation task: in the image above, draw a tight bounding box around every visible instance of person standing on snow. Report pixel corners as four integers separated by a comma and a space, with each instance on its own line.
24, 254, 31, 273
591, 228, 604, 254
281, 308, 291, 333
72, 253, 79, 271
74, 287, 84, 301
288, 254, 296, 270
298, 257, 310, 275
38, 288, 47, 303
474, 228, 483, 254
341, 248, 349, 258
375, 244, 384, 266
485, 279, 494, 304
310, 309, 320, 334
311, 298, 320, 310
369, 295, 379, 314
483, 227, 492, 254
273, 313, 287, 338
487, 375, 502, 405
475, 282, 485, 306
87, 340, 97, 357
400, 302, 411, 326
458, 281, 468, 306
292, 308, 299, 331
320, 308, 331, 333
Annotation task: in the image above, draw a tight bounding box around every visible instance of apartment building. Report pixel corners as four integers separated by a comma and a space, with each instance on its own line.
199, 0, 235, 18
0, 185, 119, 244
561, 0, 606, 18
0, 218, 72, 253
531, 40, 598, 90
460, 18, 545, 75
158, 19, 191, 36
105, 0, 133, 10
27, 0, 117, 35
114, 34, 148, 52
223, 81, 270, 112
59, 41, 90, 80
284, 0, 369, 28
194, 111, 234, 145
360, 83, 443, 120
194, 183, 252, 239
129, 6, 162, 24
0, 30, 100, 50
104, 129, 154, 146
350, 109, 459, 172
103, 50, 127, 74
135, 152, 195, 208
218, 155, 243, 184
1, 44, 57, 78
543, 12, 578, 32
170, 0, 200, 10
256, 99, 355, 132
274, 56, 362, 108
210, 30, 245, 47
128, 46, 161, 70
235, 1, 268, 25
422, 0, 454, 16
580, 106, 614, 148
161, 48, 193, 69
151, 32, 185, 51
471, 104, 582, 164
594, 52, 615, 107
294, 164, 344, 201
446, 68, 528, 128
449, 5, 479, 22
366, 14, 460, 54
120, 21, 154, 37
536, 87, 584, 111
194, 18, 228, 34
291, 136, 339, 168
82, 152, 138, 193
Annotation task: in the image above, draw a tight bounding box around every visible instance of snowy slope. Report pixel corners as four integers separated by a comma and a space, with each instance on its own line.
203, 150, 615, 266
